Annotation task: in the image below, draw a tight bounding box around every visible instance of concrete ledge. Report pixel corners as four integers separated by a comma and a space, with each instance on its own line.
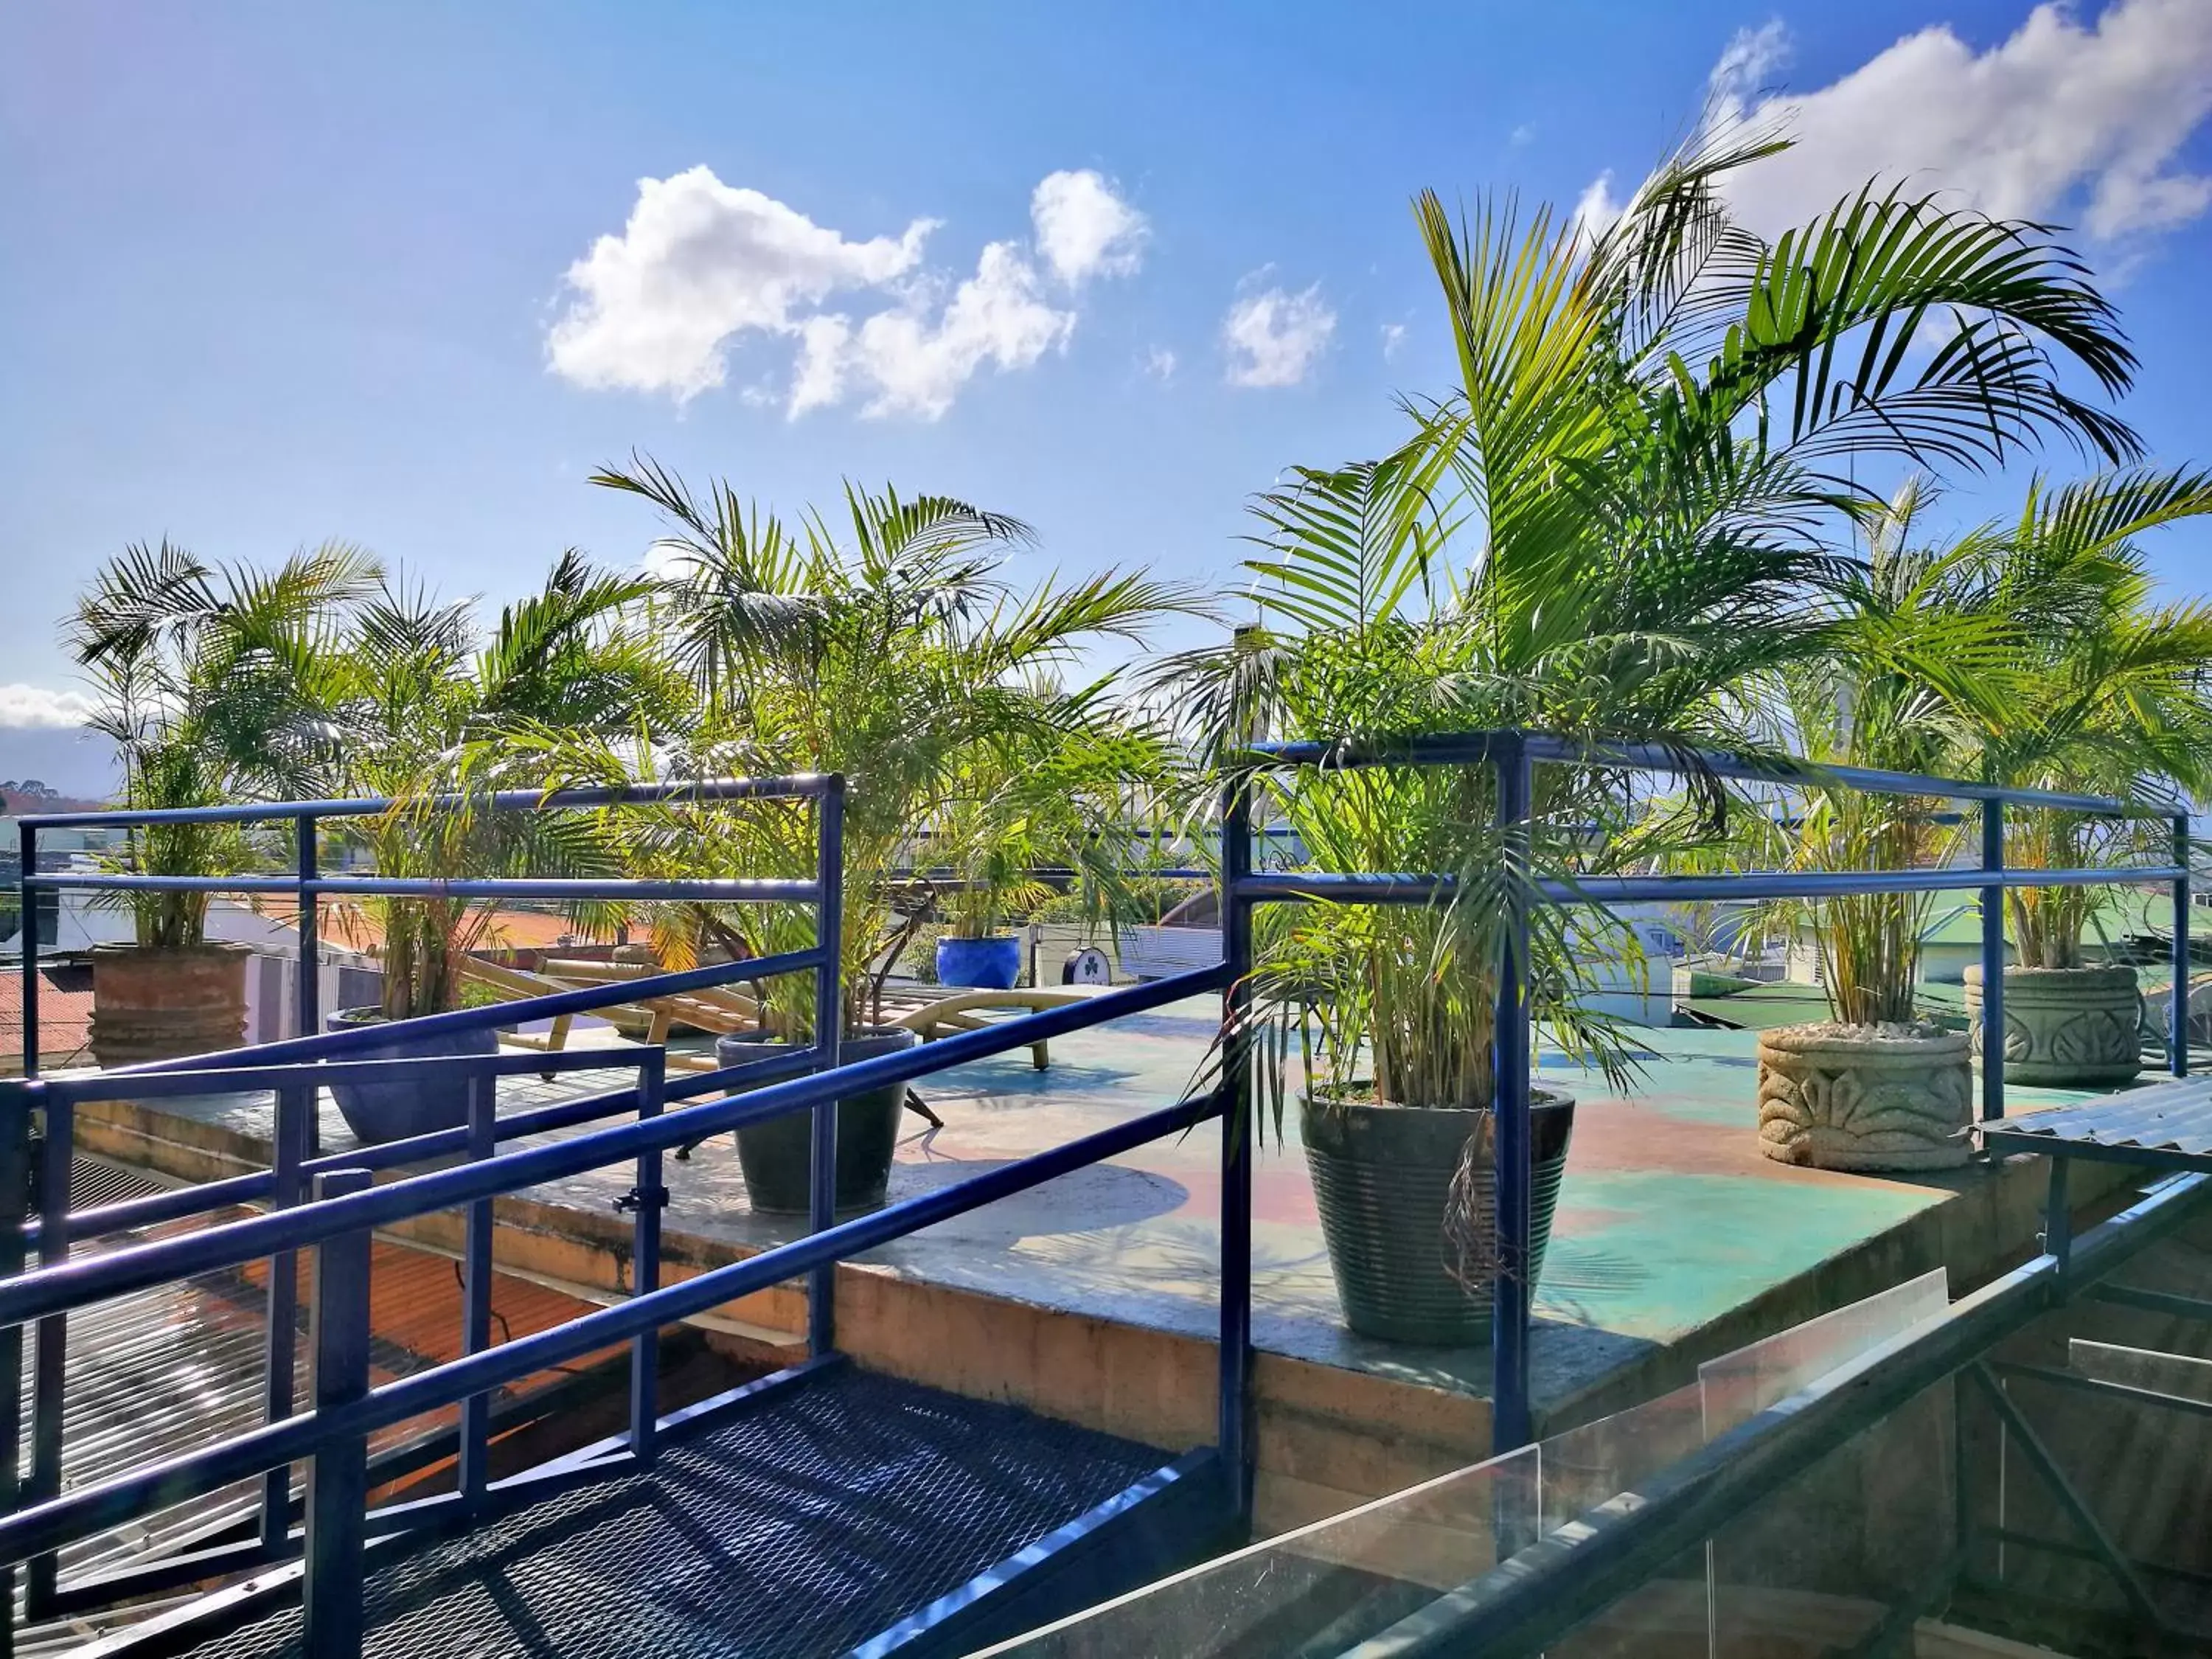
72, 1071, 2123, 1535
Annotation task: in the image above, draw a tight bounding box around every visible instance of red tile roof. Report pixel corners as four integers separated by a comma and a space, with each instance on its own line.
0, 964, 94, 1068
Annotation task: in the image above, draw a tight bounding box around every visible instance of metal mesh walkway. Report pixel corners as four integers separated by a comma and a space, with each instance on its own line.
177, 1367, 1165, 1659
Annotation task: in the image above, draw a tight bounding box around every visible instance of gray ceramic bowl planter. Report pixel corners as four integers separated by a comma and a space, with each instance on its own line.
1303, 1088, 1576, 1346
322, 1007, 500, 1146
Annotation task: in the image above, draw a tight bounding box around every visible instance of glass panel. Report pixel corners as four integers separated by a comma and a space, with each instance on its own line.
1697, 1266, 1949, 1439
985, 1270, 1959, 1658
2069, 1337, 2212, 1405
980, 1443, 1540, 1658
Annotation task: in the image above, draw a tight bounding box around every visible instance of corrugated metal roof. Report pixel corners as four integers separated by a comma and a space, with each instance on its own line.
17, 1155, 622, 1655
1984, 1079, 2212, 1169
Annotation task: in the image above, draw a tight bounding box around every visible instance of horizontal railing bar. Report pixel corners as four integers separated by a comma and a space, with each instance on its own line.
48, 1169, 278, 1244
24, 873, 821, 903
30, 1051, 778, 1250
1241, 731, 2173, 818
29, 1046, 650, 1107
0, 964, 1231, 1329
102, 945, 828, 1079
40, 1534, 293, 1616
1349, 1170, 2212, 1659
2090, 1283, 2212, 1322
16, 775, 832, 831
1236, 866, 2186, 908
1978, 1526, 2212, 1590
288, 1047, 817, 1185
1986, 1358, 2212, 1419
0, 1084, 1226, 1567
1555, 867, 2190, 903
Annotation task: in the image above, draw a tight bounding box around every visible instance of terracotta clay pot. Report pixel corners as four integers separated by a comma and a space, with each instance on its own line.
88, 942, 251, 1068
1964, 964, 2142, 1088
1755, 1023, 1972, 1171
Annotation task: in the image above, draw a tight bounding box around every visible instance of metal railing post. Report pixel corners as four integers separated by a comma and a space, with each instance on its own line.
1218, 771, 1255, 1522
1980, 801, 2006, 1122
807, 777, 846, 1357
23, 1088, 67, 1618
2171, 813, 2191, 1079
261, 1081, 310, 1550
1492, 734, 1534, 1455
296, 813, 320, 1039
0, 1082, 27, 1659
458, 1076, 494, 1505
297, 815, 323, 1158
303, 1167, 373, 1659
18, 822, 35, 1079
628, 1048, 667, 1466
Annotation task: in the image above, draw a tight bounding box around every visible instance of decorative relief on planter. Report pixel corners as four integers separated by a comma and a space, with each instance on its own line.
1755, 1024, 1972, 1172
1963, 964, 2142, 1088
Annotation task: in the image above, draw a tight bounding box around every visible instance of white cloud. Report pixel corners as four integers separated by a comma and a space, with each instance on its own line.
1705, 1, 2212, 242
1572, 171, 1624, 240
1708, 18, 1790, 109
796, 242, 1075, 420
546, 166, 933, 401
1031, 170, 1149, 284
0, 685, 96, 731
1143, 345, 1178, 381
1509, 123, 1537, 149
1380, 322, 1407, 361
1222, 283, 1335, 388
551, 164, 1148, 418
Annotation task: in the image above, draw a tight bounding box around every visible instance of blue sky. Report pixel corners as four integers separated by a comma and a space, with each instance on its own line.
5, 0, 2212, 795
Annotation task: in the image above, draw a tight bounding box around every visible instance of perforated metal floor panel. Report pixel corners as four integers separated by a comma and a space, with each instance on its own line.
175, 1368, 1166, 1659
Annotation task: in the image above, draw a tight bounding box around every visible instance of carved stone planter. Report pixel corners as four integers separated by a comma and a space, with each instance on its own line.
1755, 1024, 1972, 1171
1964, 964, 2142, 1088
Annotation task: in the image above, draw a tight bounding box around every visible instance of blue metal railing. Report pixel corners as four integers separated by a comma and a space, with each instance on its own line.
0, 735, 2194, 1654
1231, 729, 2192, 1454
0, 772, 1251, 1658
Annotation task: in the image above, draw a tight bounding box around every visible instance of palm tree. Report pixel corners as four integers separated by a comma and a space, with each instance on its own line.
1964, 467, 2212, 969
67, 538, 380, 948
321, 550, 684, 1021
1152, 131, 2151, 1332
1747, 479, 2009, 1026
584, 457, 1202, 1034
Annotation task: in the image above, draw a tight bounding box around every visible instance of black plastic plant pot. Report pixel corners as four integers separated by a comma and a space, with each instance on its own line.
713, 1027, 919, 1215
1302, 1089, 1576, 1346
324, 1007, 499, 1147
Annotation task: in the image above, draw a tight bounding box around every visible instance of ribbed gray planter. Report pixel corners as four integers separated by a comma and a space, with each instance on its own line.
715, 1027, 918, 1214
1302, 1090, 1575, 1347
1964, 963, 2142, 1088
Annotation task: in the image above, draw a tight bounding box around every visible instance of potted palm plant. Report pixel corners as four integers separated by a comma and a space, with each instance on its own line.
67, 540, 376, 1066
1751, 484, 1986, 1169
320, 553, 673, 1144
1958, 468, 2212, 1086
1166, 128, 2143, 1337
592, 460, 1197, 1213
931, 728, 1166, 990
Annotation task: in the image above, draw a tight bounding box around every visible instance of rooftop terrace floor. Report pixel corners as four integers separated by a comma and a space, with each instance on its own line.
100, 998, 2115, 1431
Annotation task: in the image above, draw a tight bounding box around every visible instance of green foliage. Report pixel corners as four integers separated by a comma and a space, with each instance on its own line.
1160, 124, 2150, 1115
319, 552, 675, 1020
66, 538, 380, 948
570, 459, 1204, 1037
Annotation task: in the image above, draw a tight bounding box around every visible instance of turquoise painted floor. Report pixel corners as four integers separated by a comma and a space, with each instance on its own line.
136, 1000, 2121, 1418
